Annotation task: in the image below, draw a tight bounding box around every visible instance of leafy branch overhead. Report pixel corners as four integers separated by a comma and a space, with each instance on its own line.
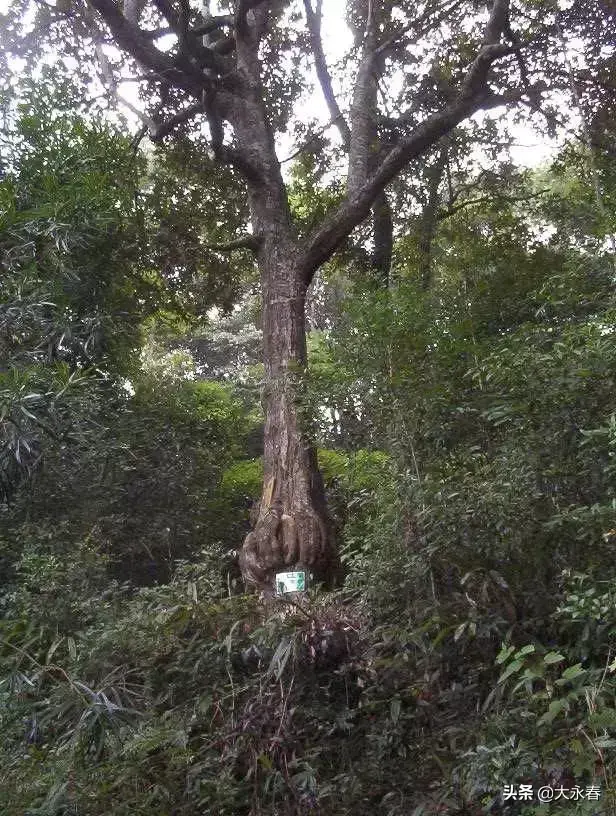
45, 0, 552, 282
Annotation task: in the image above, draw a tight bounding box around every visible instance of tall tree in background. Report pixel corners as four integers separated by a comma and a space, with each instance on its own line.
4, 0, 612, 590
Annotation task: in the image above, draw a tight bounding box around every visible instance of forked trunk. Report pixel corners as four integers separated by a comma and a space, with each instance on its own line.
239, 252, 338, 592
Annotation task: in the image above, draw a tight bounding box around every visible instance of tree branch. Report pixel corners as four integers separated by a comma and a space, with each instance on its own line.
298, 0, 523, 285
280, 115, 345, 163
373, 0, 465, 58
123, 0, 147, 24
192, 14, 234, 37
92, 38, 159, 133
235, 0, 268, 37
480, 86, 527, 109
437, 187, 550, 220
459, 43, 519, 102
150, 101, 204, 141
130, 123, 149, 151
299, 109, 462, 284
484, 0, 510, 45
88, 0, 204, 96
303, 0, 350, 147
417, 142, 449, 289
347, 0, 380, 197
343, 0, 397, 284
142, 25, 173, 38
152, 0, 228, 73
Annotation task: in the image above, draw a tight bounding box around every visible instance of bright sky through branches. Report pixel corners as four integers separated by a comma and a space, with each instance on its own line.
1, 0, 576, 170
291, 2, 570, 171
305, 3, 579, 169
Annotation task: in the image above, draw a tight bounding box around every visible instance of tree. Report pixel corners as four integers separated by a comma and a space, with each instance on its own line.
0, 77, 152, 500
5, 0, 612, 591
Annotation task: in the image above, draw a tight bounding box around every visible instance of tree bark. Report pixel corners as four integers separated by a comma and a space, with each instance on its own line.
229, 11, 336, 593
239, 253, 337, 591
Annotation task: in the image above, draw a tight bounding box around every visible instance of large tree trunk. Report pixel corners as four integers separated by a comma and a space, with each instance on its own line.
228, 20, 338, 593
239, 251, 338, 592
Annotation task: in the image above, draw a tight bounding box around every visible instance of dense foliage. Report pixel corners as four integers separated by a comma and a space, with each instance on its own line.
2, 12, 616, 816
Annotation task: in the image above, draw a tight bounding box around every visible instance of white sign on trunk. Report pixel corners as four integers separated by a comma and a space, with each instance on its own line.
275, 571, 306, 594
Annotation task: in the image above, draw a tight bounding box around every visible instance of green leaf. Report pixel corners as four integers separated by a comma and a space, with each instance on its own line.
257, 753, 273, 770
544, 652, 566, 664
538, 698, 569, 726
557, 663, 586, 683
496, 645, 515, 665
45, 637, 64, 664
497, 658, 524, 684
267, 638, 292, 680
512, 665, 545, 693
454, 622, 468, 642
588, 710, 616, 728
67, 637, 77, 660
